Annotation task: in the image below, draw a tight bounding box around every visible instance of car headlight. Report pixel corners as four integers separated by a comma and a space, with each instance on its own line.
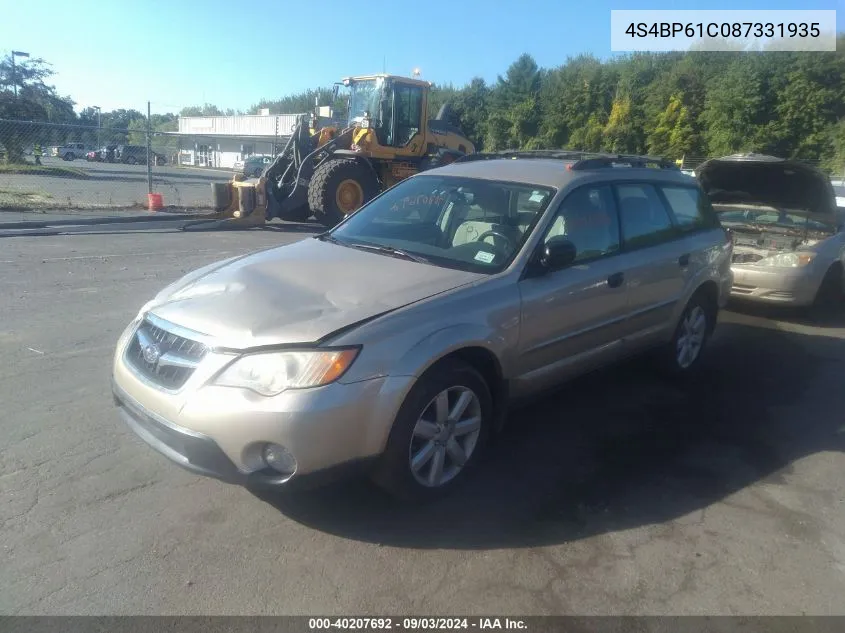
214, 348, 359, 396
754, 252, 816, 268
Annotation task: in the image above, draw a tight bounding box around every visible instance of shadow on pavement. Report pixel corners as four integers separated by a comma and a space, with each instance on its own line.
254, 313, 845, 550
726, 298, 845, 329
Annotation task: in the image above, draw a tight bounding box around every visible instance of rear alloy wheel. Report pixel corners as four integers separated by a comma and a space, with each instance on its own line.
657, 292, 715, 376
308, 158, 380, 228
371, 360, 492, 501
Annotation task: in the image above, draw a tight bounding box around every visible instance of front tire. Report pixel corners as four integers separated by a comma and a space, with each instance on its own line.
371, 360, 492, 502
812, 263, 844, 317
308, 158, 380, 229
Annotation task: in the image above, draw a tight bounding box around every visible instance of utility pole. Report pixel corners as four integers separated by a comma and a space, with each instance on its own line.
146, 101, 153, 194
10, 50, 30, 100
93, 105, 101, 149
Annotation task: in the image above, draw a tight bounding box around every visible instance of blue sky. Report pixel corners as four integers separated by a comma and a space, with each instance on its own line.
1, 0, 842, 115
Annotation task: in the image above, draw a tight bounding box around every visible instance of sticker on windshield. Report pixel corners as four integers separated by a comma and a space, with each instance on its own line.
474, 251, 495, 264
529, 192, 547, 203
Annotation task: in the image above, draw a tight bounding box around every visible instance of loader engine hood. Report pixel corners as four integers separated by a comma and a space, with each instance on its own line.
142, 238, 483, 348
696, 154, 838, 219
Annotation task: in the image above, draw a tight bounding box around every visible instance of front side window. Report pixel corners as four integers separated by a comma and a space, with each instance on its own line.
615, 183, 677, 249
544, 185, 620, 263
328, 175, 556, 274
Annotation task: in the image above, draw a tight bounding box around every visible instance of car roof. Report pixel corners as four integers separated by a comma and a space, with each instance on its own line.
426, 153, 694, 189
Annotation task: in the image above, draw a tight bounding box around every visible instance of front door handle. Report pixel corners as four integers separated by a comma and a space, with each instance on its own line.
607, 272, 625, 288
679, 253, 690, 267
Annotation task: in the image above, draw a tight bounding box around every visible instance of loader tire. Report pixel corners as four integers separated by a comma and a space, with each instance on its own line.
308, 158, 379, 229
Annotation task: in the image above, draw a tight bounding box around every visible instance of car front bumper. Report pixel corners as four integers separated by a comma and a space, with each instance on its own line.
112, 343, 413, 489
729, 263, 823, 306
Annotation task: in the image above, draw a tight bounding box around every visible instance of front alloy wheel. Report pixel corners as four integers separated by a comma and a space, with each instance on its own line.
409, 386, 482, 488
371, 359, 492, 501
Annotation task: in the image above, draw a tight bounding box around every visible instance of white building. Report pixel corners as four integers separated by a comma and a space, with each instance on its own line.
176, 110, 300, 169
176, 107, 339, 169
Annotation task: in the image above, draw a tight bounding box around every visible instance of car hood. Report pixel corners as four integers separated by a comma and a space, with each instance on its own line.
144, 237, 484, 348
696, 154, 838, 219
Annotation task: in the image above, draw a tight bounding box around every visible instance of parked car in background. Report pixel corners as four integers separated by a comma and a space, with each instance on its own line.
697, 154, 845, 310
112, 151, 733, 501
115, 145, 166, 166
234, 154, 273, 177
55, 142, 88, 161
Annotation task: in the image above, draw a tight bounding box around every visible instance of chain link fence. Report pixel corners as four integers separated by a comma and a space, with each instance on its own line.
0, 115, 293, 213
1, 113, 842, 213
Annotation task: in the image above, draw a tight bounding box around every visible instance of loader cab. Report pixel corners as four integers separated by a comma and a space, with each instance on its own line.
343, 74, 428, 152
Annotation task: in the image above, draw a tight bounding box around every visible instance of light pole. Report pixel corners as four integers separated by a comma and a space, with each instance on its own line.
10, 50, 30, 99
93, 106, 101, 149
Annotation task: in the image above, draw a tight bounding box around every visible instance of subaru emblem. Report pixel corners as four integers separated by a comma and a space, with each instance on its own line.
142, 343, 161, 365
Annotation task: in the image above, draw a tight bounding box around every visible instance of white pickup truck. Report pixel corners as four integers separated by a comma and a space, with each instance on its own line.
54, 142, 88, 161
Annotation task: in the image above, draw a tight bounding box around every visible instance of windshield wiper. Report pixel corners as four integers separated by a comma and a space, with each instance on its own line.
315, 232, 343, 244
346, 242, 430, 264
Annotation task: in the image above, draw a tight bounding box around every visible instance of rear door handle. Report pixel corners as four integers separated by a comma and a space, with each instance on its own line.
678, 253, 690, 267
607, 272, 625, 288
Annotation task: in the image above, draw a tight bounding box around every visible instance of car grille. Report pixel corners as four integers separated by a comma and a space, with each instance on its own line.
126, 317, 208, 391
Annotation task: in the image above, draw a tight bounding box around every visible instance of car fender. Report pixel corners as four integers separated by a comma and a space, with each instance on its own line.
390, 322, 509, 381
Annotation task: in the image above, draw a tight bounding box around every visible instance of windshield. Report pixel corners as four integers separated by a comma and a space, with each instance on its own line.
347, 78, 384, 127
327, 175, 556, 274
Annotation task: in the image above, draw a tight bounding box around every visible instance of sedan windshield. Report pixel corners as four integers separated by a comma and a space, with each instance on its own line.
326, 175, 556, 273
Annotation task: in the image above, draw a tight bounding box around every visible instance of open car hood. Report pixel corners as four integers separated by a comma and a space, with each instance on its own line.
696, 154, 838, 220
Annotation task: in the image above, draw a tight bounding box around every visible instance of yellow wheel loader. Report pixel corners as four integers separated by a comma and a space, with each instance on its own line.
204, 74, 476, 230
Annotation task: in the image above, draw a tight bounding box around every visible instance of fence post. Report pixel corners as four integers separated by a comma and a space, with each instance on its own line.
146, 100, 153, 194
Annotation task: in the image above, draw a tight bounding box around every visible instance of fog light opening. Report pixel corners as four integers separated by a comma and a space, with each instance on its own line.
262, 443, 297, 475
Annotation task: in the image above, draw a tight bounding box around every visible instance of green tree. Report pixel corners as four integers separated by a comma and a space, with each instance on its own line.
0, 56, 75, 163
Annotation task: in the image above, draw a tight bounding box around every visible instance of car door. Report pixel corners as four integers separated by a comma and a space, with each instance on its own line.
514, 183, 632, 396
612, 182, 691, 346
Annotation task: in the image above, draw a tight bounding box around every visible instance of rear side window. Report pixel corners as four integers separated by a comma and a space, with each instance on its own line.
660, 185, 717, 231
615, 183, 676, 249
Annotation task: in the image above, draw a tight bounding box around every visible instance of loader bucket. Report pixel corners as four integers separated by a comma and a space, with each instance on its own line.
206, 175, 269, 226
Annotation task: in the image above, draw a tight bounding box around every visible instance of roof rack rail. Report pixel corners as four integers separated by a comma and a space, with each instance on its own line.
454, 149, 679, 170
568, 154, 678, 170
454, 150, 598, 163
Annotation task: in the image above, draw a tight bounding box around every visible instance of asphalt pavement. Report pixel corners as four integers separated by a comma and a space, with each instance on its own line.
0, 157, 234, 211
1, 225, 844, 615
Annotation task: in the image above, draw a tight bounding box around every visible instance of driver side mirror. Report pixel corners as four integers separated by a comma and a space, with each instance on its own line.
539, 237, 577, 271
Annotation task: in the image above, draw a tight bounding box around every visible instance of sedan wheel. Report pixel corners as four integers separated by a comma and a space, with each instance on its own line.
409, 386, 482, 488
372, 359, 492, 501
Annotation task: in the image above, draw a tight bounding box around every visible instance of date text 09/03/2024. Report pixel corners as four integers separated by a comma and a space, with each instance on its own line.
308, 618, 528, 630
625, 21, 821, 39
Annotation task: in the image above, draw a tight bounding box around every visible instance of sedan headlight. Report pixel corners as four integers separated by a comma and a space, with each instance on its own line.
214, 348, 359, 396
754, 251, 816, 268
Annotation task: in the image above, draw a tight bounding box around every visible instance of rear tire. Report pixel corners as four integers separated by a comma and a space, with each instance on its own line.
308, 158, 380, 229
65, 153, 75, 161
370, 360, 492, 502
